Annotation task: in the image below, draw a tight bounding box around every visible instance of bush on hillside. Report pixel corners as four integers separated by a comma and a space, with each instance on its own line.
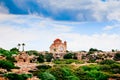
0, 60, 16, 71
99, 59, 116, 65
4, 73, 32, 80
113, 52, 120, 61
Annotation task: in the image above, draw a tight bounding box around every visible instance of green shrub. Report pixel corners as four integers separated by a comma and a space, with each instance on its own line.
0, 60, 16, 71
45, 53, 53, 62
32, 69, 46, 77
66, 75, 79, 80
100, 65, 111, 72
50, 67, 78, 80
37, 54, 44, 63
40, 72, 56, 80
87, 70, 109, 80
66, 59, 75, 64
63, 53, 73, 59
114, 52, 120, 61
6, 56, 17, 62
75, 65, 109, 80
74, 67, 87, 80
82, 64, 100, 71
53, 59, 62, 64
37, 65, 51, 70
26, 50, 39, 56
99, 59, 116, 65
4, 73, 32, 80
53, 59, 84, 64
110, 63, 120, 74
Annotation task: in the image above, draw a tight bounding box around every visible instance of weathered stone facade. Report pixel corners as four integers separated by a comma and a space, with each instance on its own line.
50, 38, 67, 59
15, 52, 30, 63
14, 52, 37, 63
13, 52, 38, 74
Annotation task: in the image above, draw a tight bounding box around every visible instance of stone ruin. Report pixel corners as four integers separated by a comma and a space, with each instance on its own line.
12, 52, 38, 74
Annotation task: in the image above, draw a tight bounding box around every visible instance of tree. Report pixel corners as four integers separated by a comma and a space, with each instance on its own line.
0, 48, 17, 62
0, 48, 10, 57
89, 48, 98, 52
113, 52, 120, 61
10, 47, 19, 54
112, 49, 115, 52
17, 43, 21, 51
88, 48, 102, 55
22, 43, 25, 51
37, 54, 44, 63
0, 60, 16, 71
63, 53, 73, 59
45, 53, 53, 62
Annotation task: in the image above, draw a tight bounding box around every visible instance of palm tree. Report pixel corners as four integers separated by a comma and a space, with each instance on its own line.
22, 43, 25, 52
17, 43, 21, 51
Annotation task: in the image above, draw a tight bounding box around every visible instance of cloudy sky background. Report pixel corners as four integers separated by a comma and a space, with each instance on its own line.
0, 0, 120, 51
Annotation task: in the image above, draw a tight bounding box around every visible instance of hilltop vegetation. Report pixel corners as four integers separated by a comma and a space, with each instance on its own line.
0, 48, 120, 80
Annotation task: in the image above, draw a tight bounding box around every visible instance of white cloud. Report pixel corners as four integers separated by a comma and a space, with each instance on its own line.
0, 14, 120, 51
103, 26, 115, 30
52, 24, 73, 32
59, 33, 120, 51
36, 0, 120, 21
103, 22, 120, 31
0, 3, 9, 14
10, 0, 120, 21
0, 14, 72, 51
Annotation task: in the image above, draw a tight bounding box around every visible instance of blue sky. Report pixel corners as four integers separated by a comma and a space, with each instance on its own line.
0, 0, 120, 51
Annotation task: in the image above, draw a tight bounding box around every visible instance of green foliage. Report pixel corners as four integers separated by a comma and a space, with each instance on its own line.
10, 47, 19, 54
26, 50, 39, 56
99, 59, 116, 65
53, 59, 84, 64
40, 72, 56, 80
88, 48, 102, 55
0, 48, 17, 62
32, 65, 52, 77
37, 65, 51, 70
37, 54, 44, 63
89, 48, 99, 52
6, 56, 17, 62
82, 64, 100, 71
63, 53, 73, 59
75, 64, 109, 80
50, 67, 79, 80
0, 60, 16, 71
45, 53, 53, 62
110, 63, 120, 74
32, 69, 46, 78
112, 49, 115, 52
87, 55, 96, 63
100, 65, 111, 72
88, 48, 98, 54
0, 48, 10, 57
4, 73, 32, 80
113, 52, 120, 61
74, 68, 87, 80
87, 70, 109, 80
100, 62, 120, 74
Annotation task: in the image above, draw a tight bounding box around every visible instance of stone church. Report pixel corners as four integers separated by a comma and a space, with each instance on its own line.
50, 38, 67, 59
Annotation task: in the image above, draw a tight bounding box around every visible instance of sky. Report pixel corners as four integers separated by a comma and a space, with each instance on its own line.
0, 0, 120, 51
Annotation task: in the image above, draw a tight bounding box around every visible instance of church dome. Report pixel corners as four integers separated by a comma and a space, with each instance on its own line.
54, 38, 62, 43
